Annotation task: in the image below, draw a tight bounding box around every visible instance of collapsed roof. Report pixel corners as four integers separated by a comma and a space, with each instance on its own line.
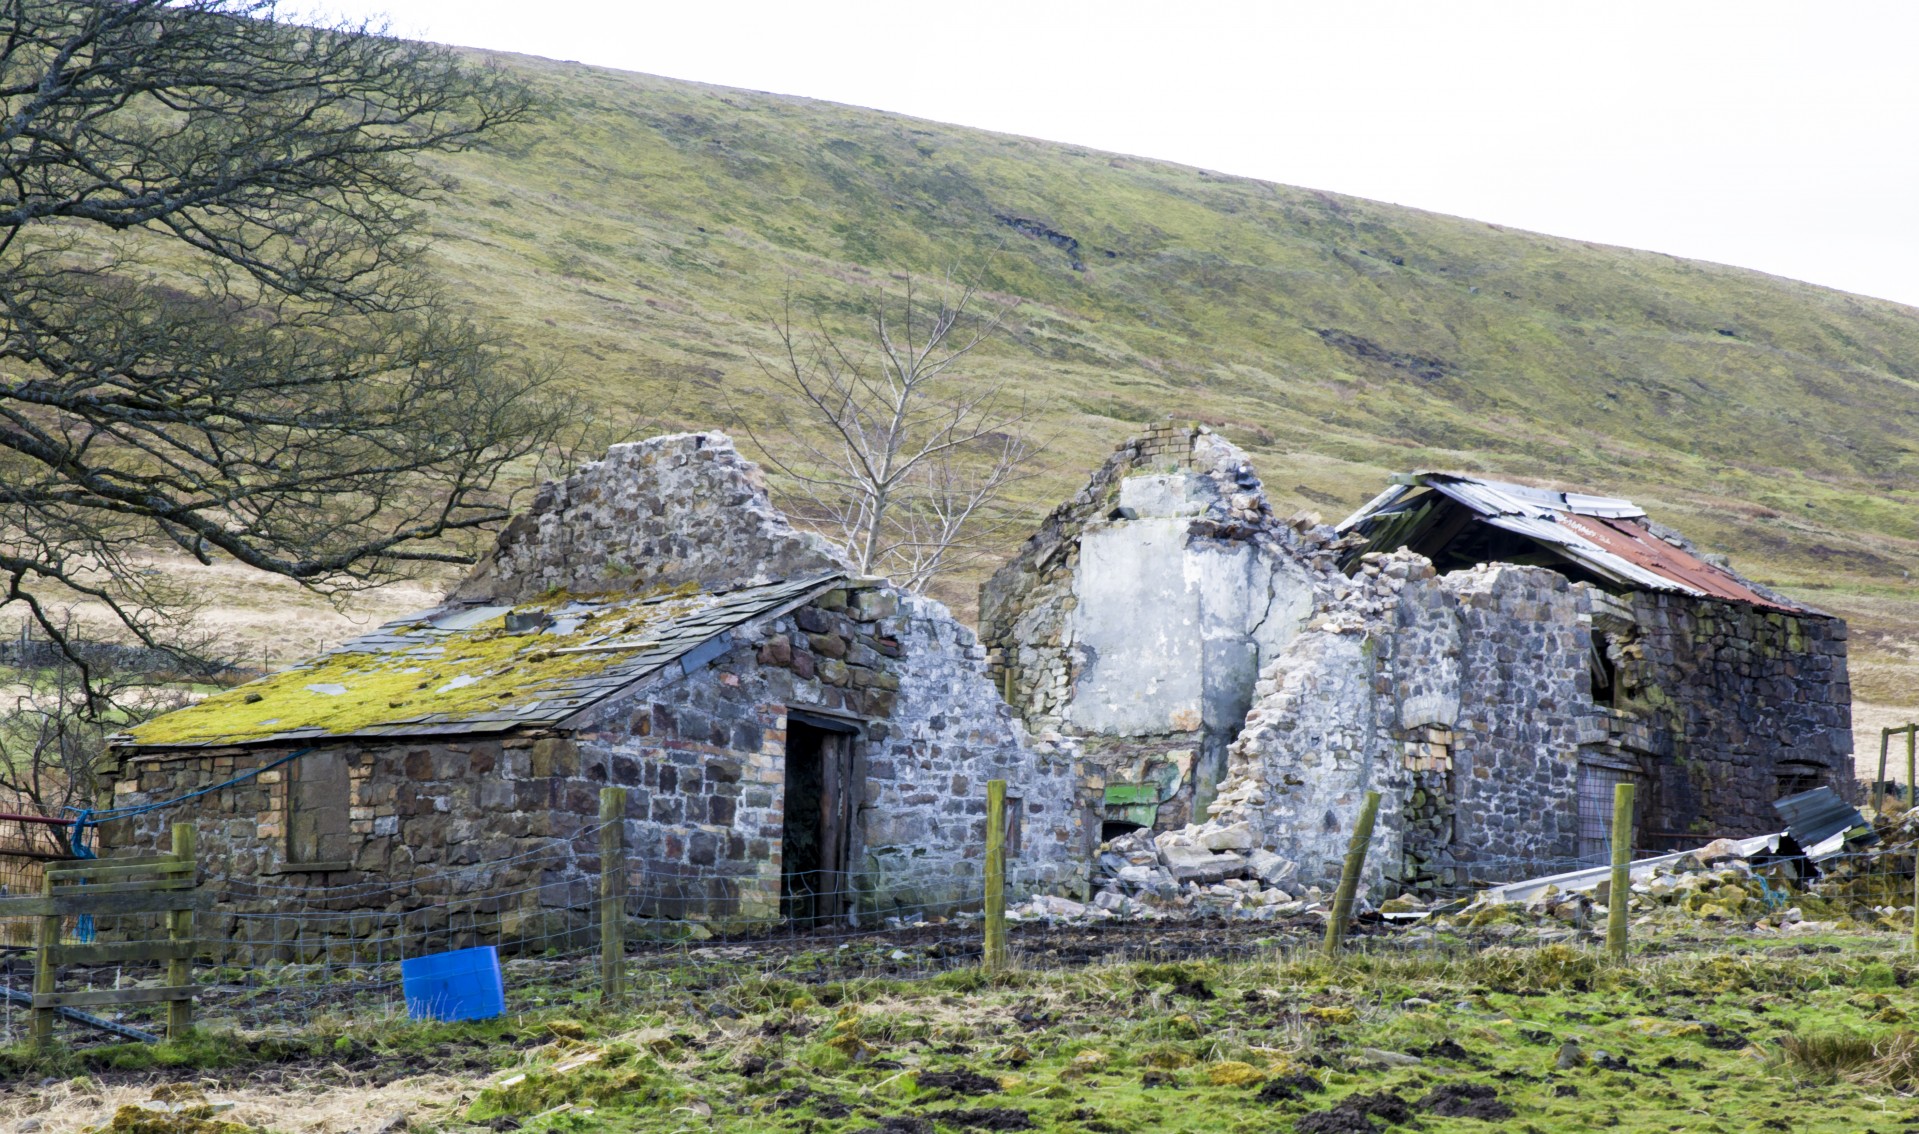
118, 573, 843, 749
1337, 472, 1806, 613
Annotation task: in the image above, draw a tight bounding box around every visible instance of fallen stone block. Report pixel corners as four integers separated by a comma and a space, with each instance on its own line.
1247, 848, 1298, 887
1031, 894, 1088, 918
1198, 822, 1256, 852
1161, 844, 1247, 884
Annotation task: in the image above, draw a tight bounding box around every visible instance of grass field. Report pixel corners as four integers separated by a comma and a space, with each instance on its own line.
8, 930, 1919, 1133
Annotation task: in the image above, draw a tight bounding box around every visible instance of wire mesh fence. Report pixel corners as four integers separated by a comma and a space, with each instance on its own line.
5, 808, 1916, 1051
0, 814, 74, 949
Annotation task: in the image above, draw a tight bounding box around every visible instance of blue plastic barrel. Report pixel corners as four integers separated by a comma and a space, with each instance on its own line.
401, 945, 506, 1022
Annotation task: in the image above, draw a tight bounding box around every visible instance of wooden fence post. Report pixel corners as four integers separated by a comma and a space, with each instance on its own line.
31, 868, 54, 1047
1607, 781, 1635, 962
1906, 727, 1914, 812
983, 778, 1007, 974
166, 822, 196, 1039
1323, 790, 1381, 957
600, 787, 626, 1003
1879, 727, 1893, 814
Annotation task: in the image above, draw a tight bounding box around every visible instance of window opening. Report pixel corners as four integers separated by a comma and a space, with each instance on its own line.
1589, 631, 1618, 708
1775, 760, 1825, 800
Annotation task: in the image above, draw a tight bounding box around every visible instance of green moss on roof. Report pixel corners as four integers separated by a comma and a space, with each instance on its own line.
125, 584, 707, 748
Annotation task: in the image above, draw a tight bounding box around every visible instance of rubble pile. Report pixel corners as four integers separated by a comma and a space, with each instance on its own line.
1007, 828, 1333, 925
1400, 836, 1850, 936
1003, 795, 1919, 936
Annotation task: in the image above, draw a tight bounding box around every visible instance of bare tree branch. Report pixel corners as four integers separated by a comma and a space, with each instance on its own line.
733, 274, 1038, 591
0, 2, 567, 696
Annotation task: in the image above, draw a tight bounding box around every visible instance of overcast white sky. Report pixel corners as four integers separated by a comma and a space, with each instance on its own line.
309, 1, 1919, 307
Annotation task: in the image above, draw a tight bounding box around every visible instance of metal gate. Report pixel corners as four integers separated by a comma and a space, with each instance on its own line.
1576, 764, 1639, 864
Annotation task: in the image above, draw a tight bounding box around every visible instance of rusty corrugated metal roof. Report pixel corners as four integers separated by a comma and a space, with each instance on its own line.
1338, 472, 1810, 613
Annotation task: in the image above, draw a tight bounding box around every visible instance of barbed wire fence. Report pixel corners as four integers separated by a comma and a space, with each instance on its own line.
3, 785, 1915, 1050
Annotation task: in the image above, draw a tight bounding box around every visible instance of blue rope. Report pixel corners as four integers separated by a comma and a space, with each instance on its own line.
48, 747, 308, 945
63, 746, 313, 857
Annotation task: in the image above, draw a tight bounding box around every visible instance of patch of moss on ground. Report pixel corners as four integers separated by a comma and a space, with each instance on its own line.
274, 930, 1919, 1133
21, 927, 1919, 1132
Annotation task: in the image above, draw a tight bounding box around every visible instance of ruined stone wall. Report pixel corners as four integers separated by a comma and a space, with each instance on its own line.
1603, 591, 1854, 841
978, 421, 1344, 831
453, 432, 845, 604
1195, 554, 1594, 895
1440, 566, 1590, 878
1186, 542, 1852, 897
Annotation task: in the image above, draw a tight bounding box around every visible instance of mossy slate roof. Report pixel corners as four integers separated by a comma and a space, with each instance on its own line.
116, 573, 845, 750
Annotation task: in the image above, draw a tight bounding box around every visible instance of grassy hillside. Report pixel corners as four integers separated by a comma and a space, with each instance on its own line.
255, 52, 1919, 759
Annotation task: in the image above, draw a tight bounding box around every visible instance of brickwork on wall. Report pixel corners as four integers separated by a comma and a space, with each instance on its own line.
106, 734, 596, 957
453, 432, 846, 604
1440, 565, 1589, 876
1603, 591, 1854, 841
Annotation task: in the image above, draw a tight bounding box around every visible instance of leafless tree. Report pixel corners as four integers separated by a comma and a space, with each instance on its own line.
0, 621, 211, 848
737, 276, 1037, 591
0, 1, 564, 698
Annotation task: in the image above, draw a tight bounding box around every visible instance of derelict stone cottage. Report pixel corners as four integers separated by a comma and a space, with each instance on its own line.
985, 423, 1854, 901
102, 434, 1088, 937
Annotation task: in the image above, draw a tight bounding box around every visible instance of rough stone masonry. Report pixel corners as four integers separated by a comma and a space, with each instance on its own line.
105, 433, 1090, 953
987, 421, 1852, 917
980, 421, 1345, 834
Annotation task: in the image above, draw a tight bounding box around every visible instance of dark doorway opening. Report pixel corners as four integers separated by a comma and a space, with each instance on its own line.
781, 720, 856, 924
1589, 631, 1618, 707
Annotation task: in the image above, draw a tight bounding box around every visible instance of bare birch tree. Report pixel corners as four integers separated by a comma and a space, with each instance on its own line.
738, 277, 1036, 591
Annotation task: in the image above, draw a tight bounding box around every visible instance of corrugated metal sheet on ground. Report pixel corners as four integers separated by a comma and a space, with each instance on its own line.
1773, 786, 1875, 855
